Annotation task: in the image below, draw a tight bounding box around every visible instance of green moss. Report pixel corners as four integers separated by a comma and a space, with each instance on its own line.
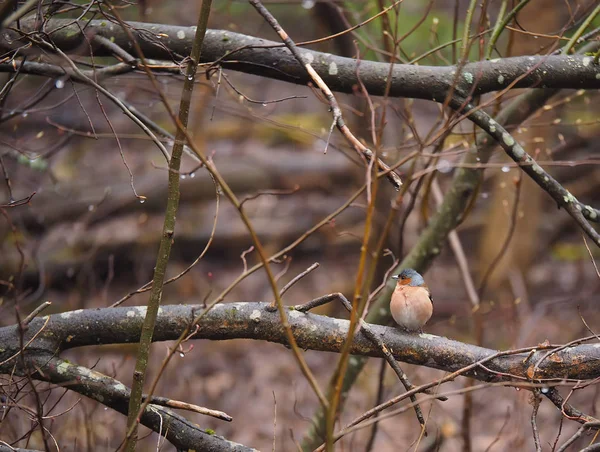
16, 154, 48, 171
63, 27, 80, 39
552, 243, 600, 261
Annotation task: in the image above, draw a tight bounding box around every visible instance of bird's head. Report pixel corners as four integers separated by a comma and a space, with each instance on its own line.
392, 268, 425, 287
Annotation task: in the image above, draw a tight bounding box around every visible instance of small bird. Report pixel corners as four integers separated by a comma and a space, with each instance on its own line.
390, 269, 433, 332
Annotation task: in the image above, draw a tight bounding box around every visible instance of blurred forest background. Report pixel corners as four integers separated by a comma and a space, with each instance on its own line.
1, 0, 600, 451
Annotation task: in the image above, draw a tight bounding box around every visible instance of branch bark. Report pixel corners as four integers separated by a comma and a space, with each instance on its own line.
3, 19, 600, 101
24, 355, 252, 451
2, 303, 599, 384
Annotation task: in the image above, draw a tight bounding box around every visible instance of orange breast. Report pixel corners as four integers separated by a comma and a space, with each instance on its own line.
390, 286, 433, 332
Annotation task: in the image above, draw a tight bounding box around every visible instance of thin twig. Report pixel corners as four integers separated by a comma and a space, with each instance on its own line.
279, 263, 319, 298
484, 408, 511, 452
221, 71, 307, 105
239, 185, 300, 208
272, 391, 277, 452
295, 292, 449, 428
478, 172, 523, 299
556, 422, 600, 452
122, 1, 214, 449
104, 1, 329, 412
531, 389, 542, 452
240, 246, 255, 274
320, 381, 572, 450
364, 359, 387, 452
545, 387, 598, 424
21, 301, 51, 326
582, 235, 600, 280
432, 180, 479, 307
141, 396, 232, 421
248, 0, 402, 190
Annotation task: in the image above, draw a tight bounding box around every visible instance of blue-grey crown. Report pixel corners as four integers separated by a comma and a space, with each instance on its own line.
398, 268, 424, 286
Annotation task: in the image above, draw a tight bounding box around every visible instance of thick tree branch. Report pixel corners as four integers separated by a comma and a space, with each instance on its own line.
1, 303, 599, 384
3, 19, 600, 102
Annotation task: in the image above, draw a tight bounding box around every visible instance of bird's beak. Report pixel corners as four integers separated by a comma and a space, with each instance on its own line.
391, 275, 399, 280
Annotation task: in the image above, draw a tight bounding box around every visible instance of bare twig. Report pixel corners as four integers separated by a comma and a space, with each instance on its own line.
556, 421, 600, 452
141, 396, 232, 421
582, 235, 600, 280
279, 263, 319, 298
544, 387, 598, 425
0, 192, 35, 209
478, 172, 523, 298
364, 359, 387, 452
484, 408, 511, 452
455, 100, 600, 247
221, 71, 307, 105
272, 392, 277, 452
531, 390, 542, 452
248, 0, 402, 190
21, 301, 51, 326
101, 2, 329, 413
432, 180, 479, 307
239, 185, 300, 208
295, 292, 450, 424
317, 380, 586, 450
122, 1, 214, 449
240, 246, 255, 274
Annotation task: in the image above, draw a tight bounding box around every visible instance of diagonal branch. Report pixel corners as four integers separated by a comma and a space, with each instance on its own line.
25, 355, 252, 451
452, 98, 600, 246
248, 0, 401, 190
